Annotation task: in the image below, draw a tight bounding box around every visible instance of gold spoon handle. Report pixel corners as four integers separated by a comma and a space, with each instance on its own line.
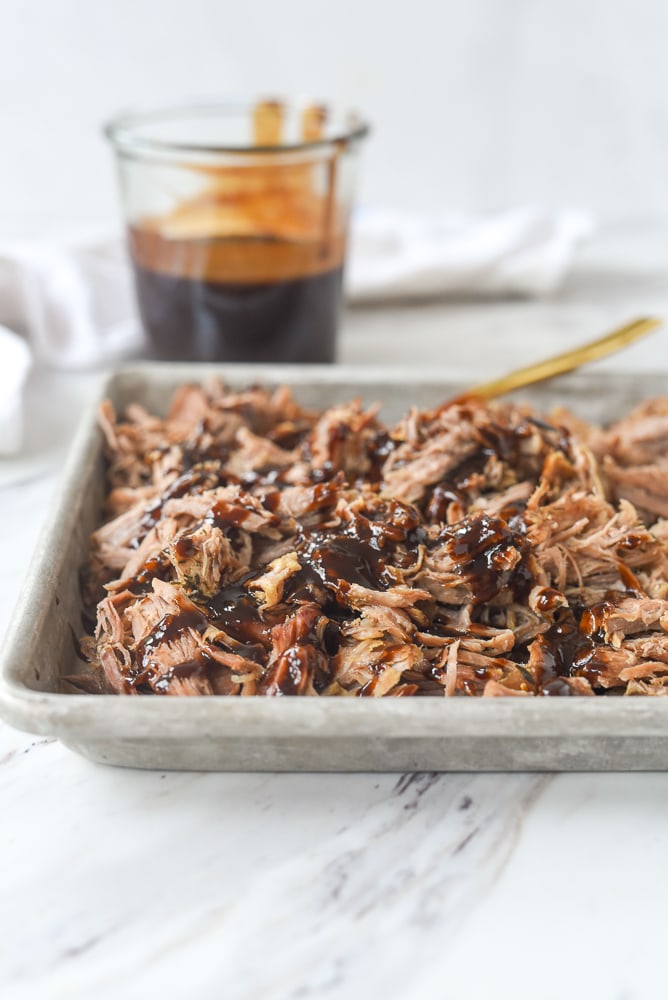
463, 316, 662, 402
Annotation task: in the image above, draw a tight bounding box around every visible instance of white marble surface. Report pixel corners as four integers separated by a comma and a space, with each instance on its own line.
4, 223, 668, 999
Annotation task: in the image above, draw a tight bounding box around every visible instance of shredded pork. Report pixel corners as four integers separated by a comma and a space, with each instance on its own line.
82, 381, 668, 697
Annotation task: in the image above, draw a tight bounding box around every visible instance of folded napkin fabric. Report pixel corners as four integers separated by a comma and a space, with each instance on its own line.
0, 237, 142, 369
346, 206, 593, 302
0, 207, 592, 371
0, 324, 31, 455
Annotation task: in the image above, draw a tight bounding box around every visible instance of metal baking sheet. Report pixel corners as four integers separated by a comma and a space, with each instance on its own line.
2, 363, 668, 772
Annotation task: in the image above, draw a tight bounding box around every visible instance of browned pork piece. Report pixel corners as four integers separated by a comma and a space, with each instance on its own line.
82, 381, 668, 697
589, 398, 668, 524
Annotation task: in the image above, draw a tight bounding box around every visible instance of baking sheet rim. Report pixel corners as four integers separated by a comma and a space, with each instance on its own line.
2, 363, 668, 758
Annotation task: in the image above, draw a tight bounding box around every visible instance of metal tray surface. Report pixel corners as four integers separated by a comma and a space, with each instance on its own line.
2, 363, 668, 772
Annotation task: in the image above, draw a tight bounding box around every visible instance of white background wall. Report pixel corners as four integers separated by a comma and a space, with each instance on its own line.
3, 0, 668, 236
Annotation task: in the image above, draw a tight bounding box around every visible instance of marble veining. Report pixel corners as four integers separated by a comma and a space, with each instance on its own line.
0, 752, 548, 1000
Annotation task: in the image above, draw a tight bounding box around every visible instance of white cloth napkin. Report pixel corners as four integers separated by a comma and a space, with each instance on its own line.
0, 324, 31, 456
0, 237, 140, 369
347, 206, 592, 302
0, 206, 592, 454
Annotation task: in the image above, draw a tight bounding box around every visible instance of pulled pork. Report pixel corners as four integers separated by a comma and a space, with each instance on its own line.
81, 380, 668, 697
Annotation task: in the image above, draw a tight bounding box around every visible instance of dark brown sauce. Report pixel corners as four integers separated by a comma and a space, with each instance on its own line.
366, 432, 396, 483
539, 614, 597, 684
427, 484, 473, 523
258, 488, 282, 513
525, 416, 572, 457
132, 256, 343, 364
153, 651, 216, 694
283, 561, 331, 605
239, 468, 286, 492
136, 608, 207, 671
133, 594, 271, 688
482, 416, 571, 467
178, 425, 231, 467
200, 580, 270, 646
263, 645, 313, 695
616, 532, 647, 551
294, 500, 424, 596
207, 497, 277, 532
173, 535, 197, 560
579, 601, 615, 643
309, 478, 345, 511
441, 512, 533, 603
533, 587, 564, 614
526, 632, 573, 694
617, 561, 643, 593
301, 530, 390, 590
132, 466, 222, 548
424, 416, 572, 523
125, 555, 169, 596
129, 607, 209, 688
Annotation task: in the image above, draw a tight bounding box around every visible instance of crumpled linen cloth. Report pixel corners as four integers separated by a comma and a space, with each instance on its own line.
0, 323, 31, 456
0, 206, 592, 454
347, 206, 592, 302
